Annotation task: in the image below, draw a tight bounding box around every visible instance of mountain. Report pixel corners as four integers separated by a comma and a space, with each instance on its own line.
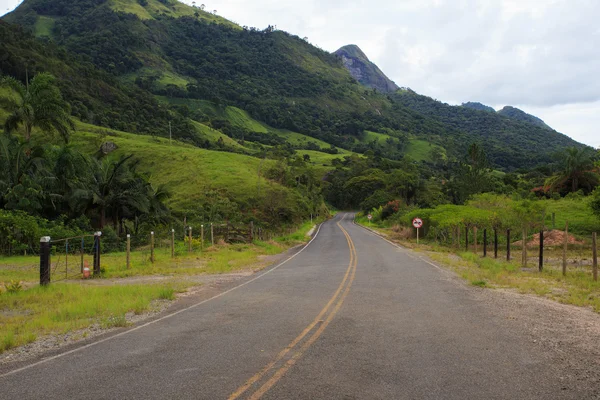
392, 90, 581, 168
497, 106, 552, 130
461, 102, 495, 113
1, 0, 584, 171
334, 45, 399, 93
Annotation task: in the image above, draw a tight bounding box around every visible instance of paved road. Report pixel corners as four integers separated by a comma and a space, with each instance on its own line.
0, 213, 593, 399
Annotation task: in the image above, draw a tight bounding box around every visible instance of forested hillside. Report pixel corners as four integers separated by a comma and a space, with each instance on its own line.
2, 0, 583, 169
392, 90, 581, 169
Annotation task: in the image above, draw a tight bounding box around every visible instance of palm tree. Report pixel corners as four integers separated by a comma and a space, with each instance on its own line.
0, 134, 49, 212
73, 155, 161, 233
1, 73, 74, 143
546, 147, 599, 194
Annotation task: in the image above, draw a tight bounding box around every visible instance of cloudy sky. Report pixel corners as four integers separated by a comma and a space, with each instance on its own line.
2, 0, 598, 148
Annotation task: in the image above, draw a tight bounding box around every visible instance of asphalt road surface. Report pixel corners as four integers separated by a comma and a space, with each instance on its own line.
1, 213, 595, 399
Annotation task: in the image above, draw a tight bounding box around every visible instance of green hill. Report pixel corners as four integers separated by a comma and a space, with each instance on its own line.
0, 0, 588, 171
392, 89, 582, 169
497, 106, 552, 130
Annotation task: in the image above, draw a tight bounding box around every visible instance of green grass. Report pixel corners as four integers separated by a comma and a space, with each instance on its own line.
109, 0, 239, 27
405, 139, 445, 162
34, 15, 55, 37
0, 282, 187, 353
156, 97, 353, 160
70, 122, 294, 213
542, 197, 600, 235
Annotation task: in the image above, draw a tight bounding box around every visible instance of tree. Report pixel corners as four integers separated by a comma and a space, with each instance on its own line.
1, 73, 74, 143
546, 147, 599, 194
591, 187, 600, 220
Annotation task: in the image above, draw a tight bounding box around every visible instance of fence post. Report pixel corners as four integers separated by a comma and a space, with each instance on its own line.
474, 227, 478, 255
226, 222, 230, 243
93, 232, 102, 276
593, 232, 597, 282
126, 234, 131, 269
494, 229, 498, 259
483, 229, 487, 257
171, 229, 175, 258
150, 231, 155, 263
80, 237, 84, 273
188, 227, 192, 252
211, 223, 214, 247
522, 228, 528, 268
465, 226, 469, 251
563, 221, 568, 276
65, 239, 69, 280
40, 236, 51, 286
250, 221, 254, 242
506, 229, 511, 261
539, 230, 544, 272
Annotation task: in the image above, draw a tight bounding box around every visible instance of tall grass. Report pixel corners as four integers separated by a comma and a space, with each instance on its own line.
0, 283, 186, 353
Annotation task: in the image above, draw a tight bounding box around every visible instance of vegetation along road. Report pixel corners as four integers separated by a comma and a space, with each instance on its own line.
2, 213, 599, 398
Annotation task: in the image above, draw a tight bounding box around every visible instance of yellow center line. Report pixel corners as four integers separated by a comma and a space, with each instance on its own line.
244, 220, 358, 400
228, 217, 356, 400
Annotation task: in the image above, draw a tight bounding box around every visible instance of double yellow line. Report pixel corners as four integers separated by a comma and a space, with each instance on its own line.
228, 218, 358, 400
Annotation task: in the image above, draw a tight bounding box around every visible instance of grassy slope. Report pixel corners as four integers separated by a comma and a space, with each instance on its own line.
405, 139, 444, 162
158, 96, 348, 152
71, 122, 285, 213
109, 0, 238, 27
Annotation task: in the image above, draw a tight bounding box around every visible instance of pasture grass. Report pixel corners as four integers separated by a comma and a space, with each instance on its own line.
0, 282, 189, 353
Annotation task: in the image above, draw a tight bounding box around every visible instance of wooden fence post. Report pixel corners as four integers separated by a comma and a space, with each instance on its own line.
474, 227, 478, 255
93, 232, 102, 275
539, 230, 544, 272
593, 232, 597, 282
465, 226, 469, 251
171, 229, 175, 258
126, 234, 131, 269
211, 223, 214, 247
65, 239, 69, 280
506, 229, 511, 261
250, 221, 254, 242
150, 231, 155, 263
563, 221, 568, 276
188, 227, 192, 252
494, 228, 498, 259
483, 229, 487, 257
201, 225, 205, 250
80, 237, 84, 273
522, 228, 528, 268
40, 236, 51, 286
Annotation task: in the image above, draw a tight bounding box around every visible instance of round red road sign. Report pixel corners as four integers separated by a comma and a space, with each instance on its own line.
412, 218, 423, 228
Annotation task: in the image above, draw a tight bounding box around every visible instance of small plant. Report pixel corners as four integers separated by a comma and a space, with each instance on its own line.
157, 287, 175, 300
1, 332, 15, 352
471, 280, 487, 287
5, 280, 23, 293
102, 315, 128, 328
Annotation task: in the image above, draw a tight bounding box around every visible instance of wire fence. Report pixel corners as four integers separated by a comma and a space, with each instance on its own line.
0, 221, 306, 286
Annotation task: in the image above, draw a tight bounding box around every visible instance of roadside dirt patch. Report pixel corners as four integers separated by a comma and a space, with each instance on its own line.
512, 230, 585, 248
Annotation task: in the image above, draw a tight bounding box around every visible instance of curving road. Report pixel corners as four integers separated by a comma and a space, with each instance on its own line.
0, 213, 594, 399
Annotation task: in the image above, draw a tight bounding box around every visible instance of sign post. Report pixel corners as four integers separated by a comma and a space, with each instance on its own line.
367, 214, 373, 226
412, 218, 423, 244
